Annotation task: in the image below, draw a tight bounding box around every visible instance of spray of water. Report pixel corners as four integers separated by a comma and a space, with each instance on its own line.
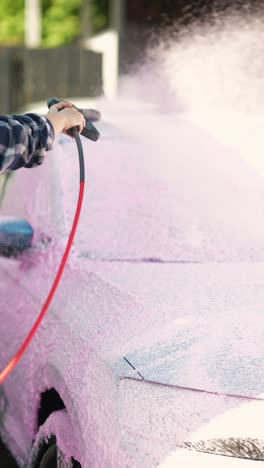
119, 7, 264, 152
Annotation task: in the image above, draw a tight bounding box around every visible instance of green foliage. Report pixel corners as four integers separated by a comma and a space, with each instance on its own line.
0, 0, 109, 48
0, 0, 24, 45
42, 0, 82, 46
92, 0, 109, 33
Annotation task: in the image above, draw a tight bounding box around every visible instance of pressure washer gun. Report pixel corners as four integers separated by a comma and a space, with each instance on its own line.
47, 97, 100, 142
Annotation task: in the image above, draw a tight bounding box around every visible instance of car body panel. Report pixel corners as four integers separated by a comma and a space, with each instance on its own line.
88, 260, 264, 398
0, 108, 264, 466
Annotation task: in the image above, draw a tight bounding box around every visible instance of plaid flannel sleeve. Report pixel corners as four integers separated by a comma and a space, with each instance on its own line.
0, 113, 55, 173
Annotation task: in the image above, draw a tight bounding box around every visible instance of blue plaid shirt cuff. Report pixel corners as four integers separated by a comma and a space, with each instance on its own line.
0, 113, 55, 173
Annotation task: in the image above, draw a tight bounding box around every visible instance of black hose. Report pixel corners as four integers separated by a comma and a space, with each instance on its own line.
73, 129, 85, 183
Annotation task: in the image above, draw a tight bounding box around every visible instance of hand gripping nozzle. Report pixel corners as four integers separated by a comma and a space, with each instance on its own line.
47, 97, 100, 142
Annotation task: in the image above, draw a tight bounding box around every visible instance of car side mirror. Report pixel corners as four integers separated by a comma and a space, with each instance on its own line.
0, 217, 33, 257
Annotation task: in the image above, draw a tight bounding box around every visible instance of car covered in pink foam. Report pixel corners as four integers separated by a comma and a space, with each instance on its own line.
0, 107, 264, 467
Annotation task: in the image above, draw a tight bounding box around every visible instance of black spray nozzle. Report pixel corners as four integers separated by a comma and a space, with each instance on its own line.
47, 97, 100, 142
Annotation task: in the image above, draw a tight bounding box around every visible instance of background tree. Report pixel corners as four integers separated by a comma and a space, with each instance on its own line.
91, 0, 109, 33
0, 0, 109, 47
42, 0, 82, 46
0, 0, 24, 45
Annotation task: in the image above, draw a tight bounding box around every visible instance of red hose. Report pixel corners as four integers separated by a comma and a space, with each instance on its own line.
0, 181, 85, 384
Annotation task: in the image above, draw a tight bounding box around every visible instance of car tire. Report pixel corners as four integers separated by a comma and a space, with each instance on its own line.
38, 442, 80, 468
28, 410, 81, 468
39, 444, 57, 468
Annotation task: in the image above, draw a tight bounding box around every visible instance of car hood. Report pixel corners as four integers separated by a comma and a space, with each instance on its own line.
88, 260, 264, 400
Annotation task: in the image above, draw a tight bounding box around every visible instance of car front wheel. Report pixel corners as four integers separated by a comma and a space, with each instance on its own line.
29, 410, 81, 468
38, 441, 80, 468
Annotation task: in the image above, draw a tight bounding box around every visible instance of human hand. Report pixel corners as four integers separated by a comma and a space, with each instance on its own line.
45, 101, 86, 138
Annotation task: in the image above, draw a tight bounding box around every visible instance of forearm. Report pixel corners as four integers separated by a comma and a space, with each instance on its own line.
0, 102, 86, 174
0, 113, 54, 173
